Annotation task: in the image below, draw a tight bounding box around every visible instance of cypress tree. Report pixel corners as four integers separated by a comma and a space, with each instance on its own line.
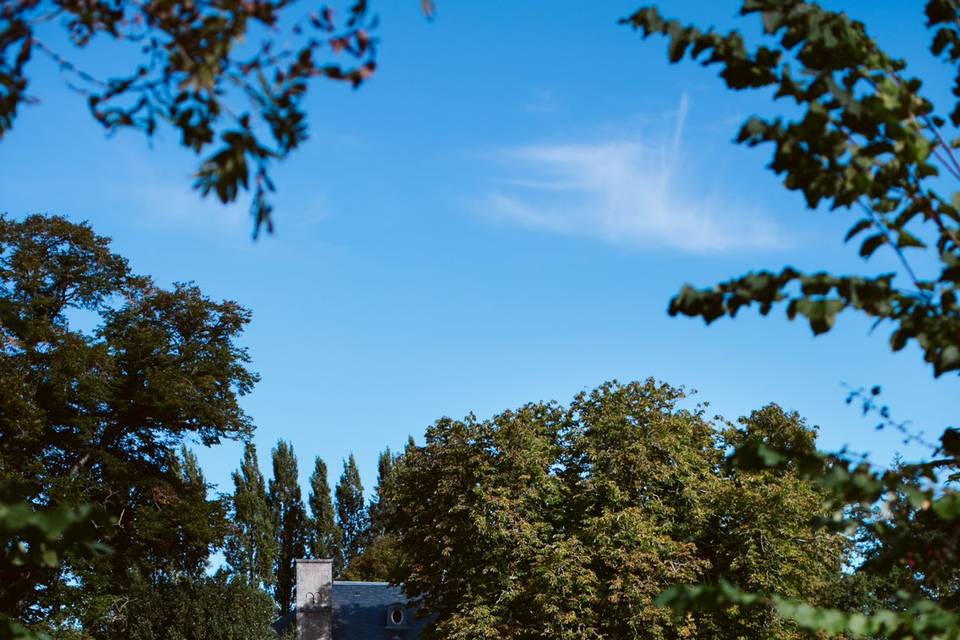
225, 443, 276, 590
268, 440, 307, 616
335, 454, 368, 572
308, 457, 342, 573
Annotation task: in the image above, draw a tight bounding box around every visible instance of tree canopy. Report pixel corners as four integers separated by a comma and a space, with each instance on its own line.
625, 0, 960, 377
386, 380, 847, 640
0, 214, 258, 634
105, 570, 276, 640
225, 442, 276, 591
307, 456, 341, 568
268, 440, 307, 616
335, 453, 368, 575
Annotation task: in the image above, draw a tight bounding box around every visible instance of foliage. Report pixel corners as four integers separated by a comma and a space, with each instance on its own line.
387, 380, 847, 640
626, 1, 960, 636
656, 430, 960, 638
625, 0, 960, 376
335, 454, 368, 575
98, 570, 276, 640
0, 1, 433, 234
0, 214, 257, 633
145, 447, 228, 581
367, 447, 395, 539
225, 442, 276, 591
340, 533, 403, 583
307, 456, 342, 571
268, 439, 307, 616
0, 488, 109, 640
343, 446, 405, 581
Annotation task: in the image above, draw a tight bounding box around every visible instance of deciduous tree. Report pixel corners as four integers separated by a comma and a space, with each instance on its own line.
307, 457, 342, 570
335, 454, 368, 574
225, 443, 276, 591
0, 1, 434, 233
103, 570, 276, 640
627, 1, 960, 636
342, 446, 404, 581
387, 380, 845, 640
268, 440, 307, 616
0, 214, 257, 633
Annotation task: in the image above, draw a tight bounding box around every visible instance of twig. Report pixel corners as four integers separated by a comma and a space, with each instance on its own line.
856, 199, 932, 304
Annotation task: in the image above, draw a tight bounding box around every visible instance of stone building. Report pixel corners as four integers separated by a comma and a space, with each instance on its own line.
279, 559, 427, 640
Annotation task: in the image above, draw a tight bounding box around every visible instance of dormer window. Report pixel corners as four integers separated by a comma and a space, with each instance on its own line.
386, 604, 406, 628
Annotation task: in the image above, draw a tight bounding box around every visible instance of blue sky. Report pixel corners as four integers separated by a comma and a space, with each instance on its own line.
1, 1, 956, 498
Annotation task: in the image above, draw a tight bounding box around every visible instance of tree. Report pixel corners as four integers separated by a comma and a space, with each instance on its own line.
342, 446, 403, 581
0, 487, 109, 640
340, 534, 403, 583
334, 454, 368, 574
367, 447, 395, 539
225, 443, 276, 591
626, 1, 960, 636
386, 380, 846, 640
100, 570, 276, 640
0, 214, 258, 633
0, 1, 433, 234
307, 457, 342, 569
698, 406, 848, 638
628, 1, 960, 377
268, 439, 307, 616
142, 447, 226, 580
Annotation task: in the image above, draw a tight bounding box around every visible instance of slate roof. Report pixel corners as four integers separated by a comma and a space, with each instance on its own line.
272, 610, 295, 637
331, 582, 427, 640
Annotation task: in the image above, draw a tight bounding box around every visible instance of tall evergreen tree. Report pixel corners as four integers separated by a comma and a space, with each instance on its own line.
267, 440, 307, 616
225, 443, 276, 590
307, 457, 342, 572
335, 454, 368, 572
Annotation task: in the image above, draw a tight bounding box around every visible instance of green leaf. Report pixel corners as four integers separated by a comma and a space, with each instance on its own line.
794, 298, 844, 335
896, 230, 926, 249
859, 233, 888, 258
932, 492, 960, 519
941, 427, 960, 458
845, 219, 873, 242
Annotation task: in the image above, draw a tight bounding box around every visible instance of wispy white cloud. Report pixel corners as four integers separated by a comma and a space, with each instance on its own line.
524, 89, 558, 114
480, 95, 784, 253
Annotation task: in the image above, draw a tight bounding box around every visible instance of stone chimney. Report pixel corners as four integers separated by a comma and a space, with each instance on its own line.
295, 559, 333, 640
